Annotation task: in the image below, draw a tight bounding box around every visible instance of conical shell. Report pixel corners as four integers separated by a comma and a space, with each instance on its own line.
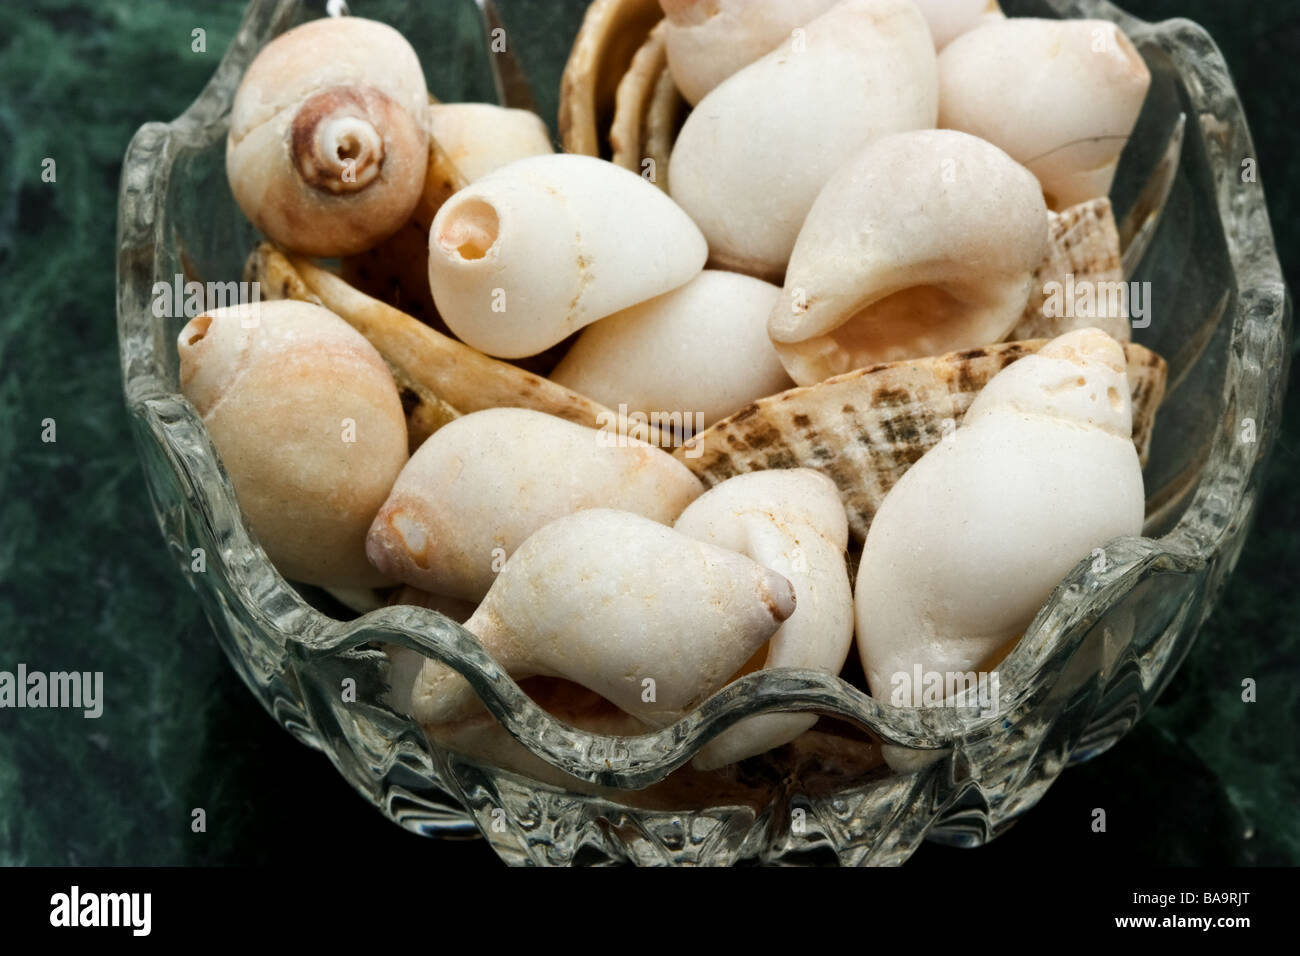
428, 153, 708, 359
855, 330, 1145, 711
408, 509, 796, 726
560, 0, 666, 159
674, 339, 1166, 542
667, 0, 938, 282
938, 18, 1151, 210
367, 407, 705, 602
1012, 197, 1130, 342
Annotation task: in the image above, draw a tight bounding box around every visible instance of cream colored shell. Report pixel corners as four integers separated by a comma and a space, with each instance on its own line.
769, 129, 1048, 386
550, 270, 792, 429
226, 17, 430, 257
408, 509, 796, 726
674, 470, 853, 769
667, 0, 938, 282
854, 329, 1145, 709
366, 407, 704, 602
428, 102, 554, 182
428, 154, 708, 358
938, 18, 1151, 210
177, 300, 408, 588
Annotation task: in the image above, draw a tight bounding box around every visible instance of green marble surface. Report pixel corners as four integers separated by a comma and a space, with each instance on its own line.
0, 0, 1295, 866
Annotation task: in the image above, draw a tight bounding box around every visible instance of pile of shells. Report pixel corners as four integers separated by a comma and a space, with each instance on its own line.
184, 3, 1163, 780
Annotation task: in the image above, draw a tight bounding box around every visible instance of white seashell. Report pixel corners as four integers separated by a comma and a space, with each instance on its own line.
366, 407, 704, 602
177, 300, 408, 588
854, 328, 1145, 713
674, 470, 853, 769
668, 0, 938, 282
657, 0, 841, 105
938, 18, 1151, 210
911, 0, 1001, 49
428, 153, 708, 358
550, 270, 792, 428
428, 102, 554, 182
768, 129, 1048, 386
408, 509, 796, 726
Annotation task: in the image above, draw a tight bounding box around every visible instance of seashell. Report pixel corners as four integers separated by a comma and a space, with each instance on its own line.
248, 244, 622, 442
675, 338, 1167, 542
1013, 197, 1130, 342
854, 329, 1145, 710
609, 22, 671, 175
428, 153, 708, 359
938, 18, 1151, 210
912, 0, 1004, 49
560, 0, 667, 158
639, 63, 687, 193
674, 470, 854, 769
367, 408, 705, 602
657, 0, 841, 106
428, 102, 554, 183
226, 18, 430, 257
668, 0, 938, 282
408, 509, 796, 726
177, 300, 408, 588
550, 270, 792, 429
769, 129, 1048, 386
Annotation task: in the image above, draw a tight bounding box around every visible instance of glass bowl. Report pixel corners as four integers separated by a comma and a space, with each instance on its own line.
116, 0, 1291, 865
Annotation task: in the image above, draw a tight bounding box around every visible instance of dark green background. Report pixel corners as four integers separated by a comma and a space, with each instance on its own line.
0, 0, 1295, 867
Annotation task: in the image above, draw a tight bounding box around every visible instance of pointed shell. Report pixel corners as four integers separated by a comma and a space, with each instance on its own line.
675, 338, 1167, 542
366, 408, 705, 602
855, 329, 1145, 705
674, 470, 854, 769
560, 0, 666, 158
428, 154, 708, 359
768, 129, 1049, 386
1013, 197, 1130, 342
408, 509, 796, 726
667, 0, 938, 282
938, 18, 1151, 210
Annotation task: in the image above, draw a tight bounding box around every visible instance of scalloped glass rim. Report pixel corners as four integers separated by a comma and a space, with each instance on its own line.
116, 0, 1291, 861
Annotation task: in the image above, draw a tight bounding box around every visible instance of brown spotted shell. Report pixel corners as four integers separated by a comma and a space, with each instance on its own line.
675, 339, 1167, 542
1013, 197, 1129, 342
